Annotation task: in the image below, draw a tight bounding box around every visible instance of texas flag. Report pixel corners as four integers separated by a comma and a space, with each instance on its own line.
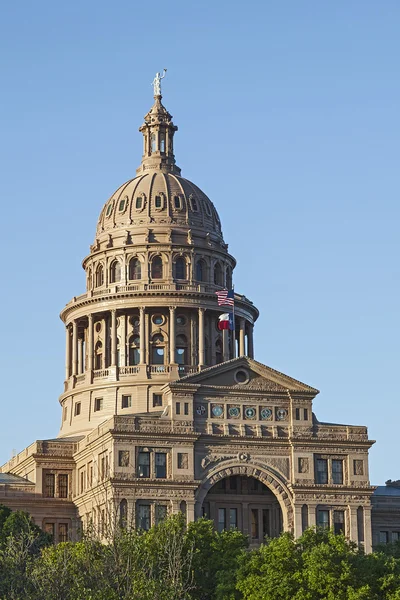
218, 313, 234, 331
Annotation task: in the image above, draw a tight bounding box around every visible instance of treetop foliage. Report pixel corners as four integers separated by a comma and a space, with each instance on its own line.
1, 503, 400, 600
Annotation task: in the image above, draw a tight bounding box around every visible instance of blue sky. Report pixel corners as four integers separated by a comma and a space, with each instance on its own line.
0, 1, 399, 483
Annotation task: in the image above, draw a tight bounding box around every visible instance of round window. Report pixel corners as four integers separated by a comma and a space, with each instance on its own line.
212, 405, 223, 418
130, 317, 140, 328
260, 408, 272, 420
152, 314, 164, 325
245, 407, 256, 419
234, 369, 249, 384
176, 315, 186, 326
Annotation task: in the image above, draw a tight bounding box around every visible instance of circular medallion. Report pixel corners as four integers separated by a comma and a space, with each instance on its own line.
245, 407, 256, 419
228, 406, 240, 418
260, 408, 272, 420
276, 408, 287, 420
212, 405, 223, 418
196, 405, 206, 416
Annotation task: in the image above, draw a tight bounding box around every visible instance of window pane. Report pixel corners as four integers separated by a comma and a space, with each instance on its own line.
218, 508, 225, 532
156, 504, 167, 524
332, 460, 343, 484
58, 523, 68, 542
45, 474, 55, 498
138, 505, 150, 530
334, 510, 345, 535
229, 508, 237, 529
263, 509, 270, 538
138, 452, 150, 478
58, 474, 68, 498
155, 453, 166, 478
317, 510, 330, 529
379, 531, 389, 544
316, 459, 328, 484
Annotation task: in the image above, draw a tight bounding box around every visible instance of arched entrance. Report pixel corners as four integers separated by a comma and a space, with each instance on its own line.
196, 463, 294, 540
202, 475, 283, 543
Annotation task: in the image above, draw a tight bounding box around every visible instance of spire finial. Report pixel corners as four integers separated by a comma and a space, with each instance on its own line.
152, 69, 167, 96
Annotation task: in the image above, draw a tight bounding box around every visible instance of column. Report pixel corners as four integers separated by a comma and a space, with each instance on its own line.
88, 314, 94, 371
72, 320, 78, 376
198, 308, 205, 367
231, 328, 236, 359
111, 309, 117, 367
145, 310, 150, 364
190, 313, 196, 365
78, 337, 83, 374
294, 505, 303, 538
308, 505, 316, 528
223, 329, 229, 362
120, 314, 127, 367
349, 507, 358, 544
140, 307, 146, 364
65, 326, 71, 380
247, 323, 254, 359
169, 306, 176, 364
239, 318, 246, 356
363, 505, 372, 553
187, 501, 195, 524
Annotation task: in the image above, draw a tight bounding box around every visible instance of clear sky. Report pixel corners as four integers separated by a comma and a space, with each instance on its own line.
0, 1, 399, 484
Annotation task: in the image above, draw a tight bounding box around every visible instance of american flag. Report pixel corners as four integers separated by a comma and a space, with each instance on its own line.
215, 289, 234, 307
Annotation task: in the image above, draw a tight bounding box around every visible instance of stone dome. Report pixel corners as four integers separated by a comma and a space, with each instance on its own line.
96, 172, 223, 239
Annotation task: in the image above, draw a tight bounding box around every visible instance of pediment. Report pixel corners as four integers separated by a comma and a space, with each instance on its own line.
175, 357, 318, 395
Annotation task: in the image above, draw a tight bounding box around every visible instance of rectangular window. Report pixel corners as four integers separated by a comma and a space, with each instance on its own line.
379, 531, 389, 544
392, 532, 400, 542
153, 394, 162, 407
218, 508, 226, 533
334, 510, 345, 535
176, 402, 181, 415
58, 523, 69, 543
137, 504, 151, 530
317, 509, 330, 529
118, 450, 130, 467
45, 473, 55, 498
229, 476, 238, 491
295, 408, 300, 420
177, 452, 188, 469
251, 509, 259, 539
74, 402, 81, 416
332, 460, 344, 484
80, 470, 85, 494
138, 452, 150, 478
304, 408, 308, 420
155, 453, 167, 478
229, 508, 238, 529
94, 398, 103, 412
58, 474, 68, 498
316, 459, 328, 484
121, 395, 132, 409
100, 454, 109, 480
87, 462, 93, 487
155, 504, 167, 525
184, 402, 189, 415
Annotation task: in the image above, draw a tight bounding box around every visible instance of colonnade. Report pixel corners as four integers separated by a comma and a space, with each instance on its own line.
65, 307, 255, 381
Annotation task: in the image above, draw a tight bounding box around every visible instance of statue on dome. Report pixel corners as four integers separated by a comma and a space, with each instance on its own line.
152, 69, 167, 96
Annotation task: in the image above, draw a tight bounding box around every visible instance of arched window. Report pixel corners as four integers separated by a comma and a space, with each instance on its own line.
119, 499, 128, 529
196, 259, 205, 282
216, 339, 223, 364
95, 265, 104, 288
226, 267, 232, 289
151, 256, 163, 279
160, 134, 165, 153
87, 268, 92, 290
128, 335, 140, 366
214, 263, 223, 286
152, 334, 165, 365
95, 341, 103, 370
129, 258, 141, 280
175, 257, 186, 280
151, 133, 156, 152
175, 334, 188, 365
110, 260, 121, 283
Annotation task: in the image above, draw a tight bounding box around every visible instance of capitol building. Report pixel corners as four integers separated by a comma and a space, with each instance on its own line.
0, 78, 396, 551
